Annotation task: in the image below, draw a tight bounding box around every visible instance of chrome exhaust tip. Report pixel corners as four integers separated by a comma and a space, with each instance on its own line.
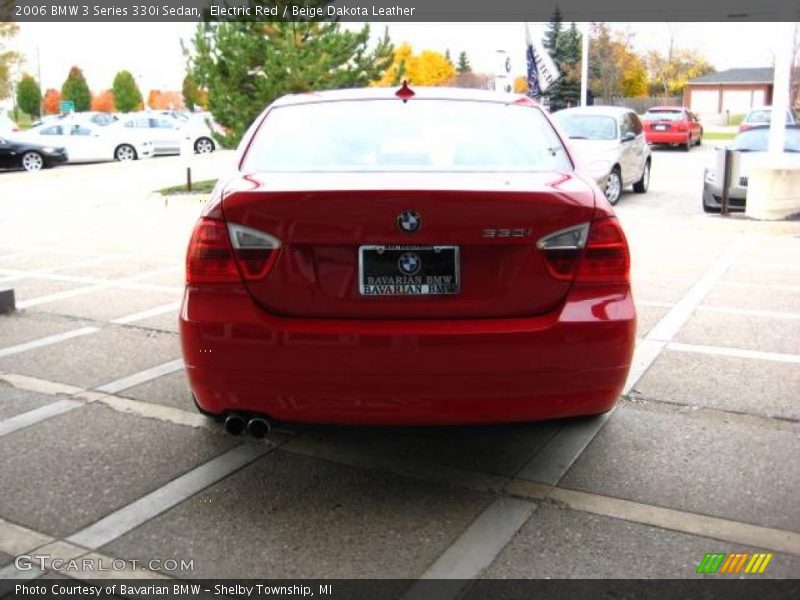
224, 414, 246, 436
247, 417, 271, 438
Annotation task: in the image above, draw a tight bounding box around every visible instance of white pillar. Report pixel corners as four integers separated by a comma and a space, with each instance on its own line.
768, 22, 793, 155
580, 22, 589, 107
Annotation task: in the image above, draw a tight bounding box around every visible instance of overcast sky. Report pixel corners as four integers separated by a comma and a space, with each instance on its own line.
8, 22, 793, 95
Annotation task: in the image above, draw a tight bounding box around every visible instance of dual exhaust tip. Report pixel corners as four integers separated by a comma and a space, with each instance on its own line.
224, 414, 270, 438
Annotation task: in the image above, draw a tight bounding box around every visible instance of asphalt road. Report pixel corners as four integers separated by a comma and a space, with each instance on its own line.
0, 146, 798, 587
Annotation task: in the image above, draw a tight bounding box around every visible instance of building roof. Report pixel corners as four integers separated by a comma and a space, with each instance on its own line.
688, 67, 799, 85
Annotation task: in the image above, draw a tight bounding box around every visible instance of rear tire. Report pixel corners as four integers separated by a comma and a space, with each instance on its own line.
605, 167, 622, 205
633, 160, 650, 193
194, 137, 215, 154
21, 151, 44, 172
115, 144, 137, 161
683, 139, 691, 152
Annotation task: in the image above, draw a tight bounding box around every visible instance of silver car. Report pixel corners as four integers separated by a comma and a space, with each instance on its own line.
553, 106, 652, 205
702, 125, 800, 212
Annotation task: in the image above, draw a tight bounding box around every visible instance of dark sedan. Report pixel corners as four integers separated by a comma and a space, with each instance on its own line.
0, 136, 68, 171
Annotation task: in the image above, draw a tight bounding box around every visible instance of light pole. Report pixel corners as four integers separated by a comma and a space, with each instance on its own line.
581, 22, 589, 107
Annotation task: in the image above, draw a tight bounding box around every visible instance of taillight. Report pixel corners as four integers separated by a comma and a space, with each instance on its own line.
739, 124, 751, 132
227, 223, 280, 280
575, 217, 630, 284
185, 218, 240, 284
185, 219, 281, 284
677, 123, 688, 132
538, 218, 630, 284
537, 223, 589, 281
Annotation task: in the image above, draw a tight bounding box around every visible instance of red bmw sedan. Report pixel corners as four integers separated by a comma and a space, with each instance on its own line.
179, 86, 636, 434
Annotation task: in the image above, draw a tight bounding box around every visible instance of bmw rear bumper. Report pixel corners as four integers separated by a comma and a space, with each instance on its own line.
180, 285, 636, 425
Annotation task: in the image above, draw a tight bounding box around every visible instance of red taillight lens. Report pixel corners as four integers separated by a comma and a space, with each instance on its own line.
575, 217, 630, 284
185, 218, 240, 284
538, 218, 630, 284
186, 219, 281, 284
677, 123, 688, 132
739, 124, 751, 132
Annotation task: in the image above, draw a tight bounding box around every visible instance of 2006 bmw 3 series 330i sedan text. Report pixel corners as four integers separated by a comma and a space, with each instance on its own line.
179, 86, 636, 430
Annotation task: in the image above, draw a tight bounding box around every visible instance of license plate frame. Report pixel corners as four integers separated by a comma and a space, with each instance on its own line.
358, 245, 460, 296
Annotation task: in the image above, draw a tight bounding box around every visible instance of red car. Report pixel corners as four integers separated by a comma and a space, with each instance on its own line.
642, 106, 703, 151
180, 86, 636, 435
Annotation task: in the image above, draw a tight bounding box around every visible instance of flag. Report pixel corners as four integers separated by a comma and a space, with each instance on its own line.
525, 23, 560, 96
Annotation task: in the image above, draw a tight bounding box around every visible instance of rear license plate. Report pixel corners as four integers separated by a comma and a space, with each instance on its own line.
359, 245, 460, 296
653, 124, 668, 131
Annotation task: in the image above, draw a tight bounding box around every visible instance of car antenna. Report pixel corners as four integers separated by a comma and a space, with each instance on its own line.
395, 80, 415, 103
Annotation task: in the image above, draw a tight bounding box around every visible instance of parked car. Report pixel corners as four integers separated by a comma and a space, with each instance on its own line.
0, 135, 68, 171
18, 121, 153, 162
113, 112, 216, 155
31, 111, 118, 128
0, 113, 20, 136
739, 107, 797, 132
553, 106, 651, 205
641, 106, 703, 150
180, 86, 636, 432
702, 124, 800, 213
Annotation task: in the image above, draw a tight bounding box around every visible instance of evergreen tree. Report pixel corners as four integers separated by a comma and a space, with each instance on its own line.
542, 12, 582, 109
16, 74, 41, 117
189, 7, 393, 146
456, 51, 471, 75
61, 66, 91, 112
112, 70, 143, 113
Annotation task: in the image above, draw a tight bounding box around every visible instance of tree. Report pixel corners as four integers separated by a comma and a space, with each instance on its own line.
188, 12, 393, 146
42, 89, 61, 114
589, 23, 649, 103
374, 43, 456, 87
16, 74, 41, 118
646, 27, 714, 98
182, 73, 200, 111
543, 14, 583, 109
0, 21, 20, 101
91, 90, 115, 112
61, 66, 91, 111
456, 51, 471, 75
112, 70, 143, 112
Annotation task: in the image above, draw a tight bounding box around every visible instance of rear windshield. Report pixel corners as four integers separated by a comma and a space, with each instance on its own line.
554, 113, 617, 140
745, 110, 794, 124
642, 110, 685, 122
242, 99, 572, 173
732, 128, 800, 152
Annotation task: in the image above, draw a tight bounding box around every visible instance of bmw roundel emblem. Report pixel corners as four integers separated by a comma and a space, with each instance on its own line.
398, 252, 422, 276
397, 210, 421, 233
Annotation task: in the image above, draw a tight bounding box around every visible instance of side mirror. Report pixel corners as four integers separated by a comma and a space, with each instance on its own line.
621, 132, 636, 142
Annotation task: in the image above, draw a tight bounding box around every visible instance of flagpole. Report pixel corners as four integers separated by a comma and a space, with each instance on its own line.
580, 22, 589, 106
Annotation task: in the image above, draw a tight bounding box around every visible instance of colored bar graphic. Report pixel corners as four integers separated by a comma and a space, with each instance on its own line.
697, 553, 727, 574
699, 552, 774, 574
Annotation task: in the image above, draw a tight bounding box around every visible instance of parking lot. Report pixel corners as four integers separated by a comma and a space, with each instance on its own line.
0, 144, 798, 586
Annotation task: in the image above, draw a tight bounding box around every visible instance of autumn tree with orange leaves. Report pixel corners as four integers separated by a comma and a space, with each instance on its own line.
91, 90, 115, 112
42, 89, 61, 114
